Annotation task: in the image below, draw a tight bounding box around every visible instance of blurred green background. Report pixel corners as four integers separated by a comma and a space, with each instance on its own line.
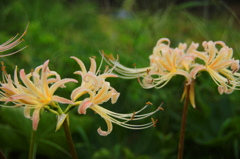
0, 0, 240, 158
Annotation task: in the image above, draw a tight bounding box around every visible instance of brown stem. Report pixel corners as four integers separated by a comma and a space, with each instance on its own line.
177, 84, 190, 159
0, 149, 6, 159
63, 120, 78, 159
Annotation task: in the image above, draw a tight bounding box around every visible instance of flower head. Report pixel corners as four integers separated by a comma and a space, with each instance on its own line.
103, 38, 197, 89
71, 56, 162, 136
0, 60, 77, 130
0, 24, 28, 57
190, 41, 240, 94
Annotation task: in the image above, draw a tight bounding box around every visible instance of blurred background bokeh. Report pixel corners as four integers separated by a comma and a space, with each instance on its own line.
0, 0, 240, 158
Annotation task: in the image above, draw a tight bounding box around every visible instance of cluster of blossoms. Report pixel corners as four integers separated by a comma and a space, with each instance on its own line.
0, 53, 162, 135
104, 38, 240, 108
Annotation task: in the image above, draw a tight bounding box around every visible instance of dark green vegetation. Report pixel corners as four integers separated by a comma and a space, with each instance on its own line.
0, 0, 240, 158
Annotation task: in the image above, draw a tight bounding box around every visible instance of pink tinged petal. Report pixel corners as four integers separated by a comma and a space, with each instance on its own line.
97, 119, 113, 136
190, 65, 206, 79
218, 85, 224, 95
0, 87, 18, 96
49, 78, 78, 96
52, 95, 74, 104
56, 114, 67, 131
231, 60, 239, 73
89, 58, 97, 74
6, 94, 39, 105
32, 108, 41, 131
83, 72, 99, 87
78, 99, 92, 114
71, 56, 87, 74
111, 92, 120, 104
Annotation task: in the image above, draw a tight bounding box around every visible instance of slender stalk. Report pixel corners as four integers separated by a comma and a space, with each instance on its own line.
29, 130, 36, 159
0, 149, 6, 159
177, 84, 190, 159
62, 119, 78, 159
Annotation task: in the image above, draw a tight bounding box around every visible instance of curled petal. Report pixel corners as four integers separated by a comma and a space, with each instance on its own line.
190, 65, 206, 79
111, 92, 120, 104
78, 99, 92, 114
97, 118, 113, 136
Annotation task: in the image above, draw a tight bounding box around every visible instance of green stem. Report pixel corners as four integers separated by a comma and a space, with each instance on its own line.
29, 130, 36, 159
63, 119, 78, 159
177, 84, 190, 159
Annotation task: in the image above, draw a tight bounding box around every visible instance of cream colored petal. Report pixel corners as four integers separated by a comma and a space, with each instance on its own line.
71, 87, 94, 102
19, 69, 43, 97
56, 114, 68, 131
49, 78, 78, 96
71, 56, 87, 74
111, 92, 120, 104
24, 106, 31, 119
89, 58, 97, 74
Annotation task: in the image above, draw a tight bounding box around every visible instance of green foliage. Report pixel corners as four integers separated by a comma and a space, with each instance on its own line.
0, 0, 240, 159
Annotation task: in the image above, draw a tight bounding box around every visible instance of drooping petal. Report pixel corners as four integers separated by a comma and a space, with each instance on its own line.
32, 107, 41, 131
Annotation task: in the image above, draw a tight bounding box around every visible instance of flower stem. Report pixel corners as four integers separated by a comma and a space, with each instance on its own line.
62, 119, 78, 159
0, 149, 6, 159
29, 130, 36, 159
177, 84, 190, 159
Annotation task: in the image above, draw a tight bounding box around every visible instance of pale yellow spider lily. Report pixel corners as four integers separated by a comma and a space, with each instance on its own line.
103, 38, 197, 89
190, 41, 240, 94
73, 82, 161, 136
71, 56, 162, 136
103, 38, 197, 107
0, 24, 28, 56
0, 60, 77, 130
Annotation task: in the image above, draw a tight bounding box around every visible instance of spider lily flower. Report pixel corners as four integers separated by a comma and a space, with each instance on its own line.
0, 24, 28, 57
71, 56, 162, 136
0, 60, 77, 130
103, 38, 197, 89
103, 38, 197, 107
190, 41, 240, 94
70, 56, 117, 99
72, 81, 162, 136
